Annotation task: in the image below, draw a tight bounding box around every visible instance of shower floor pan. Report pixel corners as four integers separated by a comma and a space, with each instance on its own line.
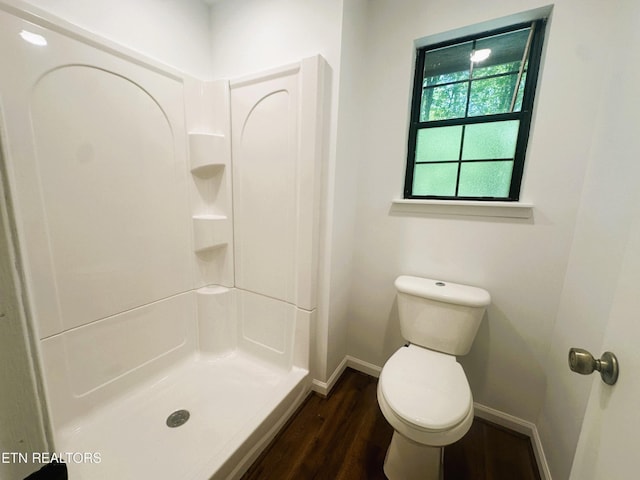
57, 351, 308, 480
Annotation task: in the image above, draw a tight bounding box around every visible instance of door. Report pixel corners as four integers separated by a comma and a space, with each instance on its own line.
568, 2, 640, 477
568, 193, 640, 477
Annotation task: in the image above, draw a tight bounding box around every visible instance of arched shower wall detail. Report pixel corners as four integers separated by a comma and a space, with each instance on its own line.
230, 57, 325, 313
228, 57, 326, 372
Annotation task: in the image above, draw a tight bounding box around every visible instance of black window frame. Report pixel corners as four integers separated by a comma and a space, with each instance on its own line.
404, 19, 547, 201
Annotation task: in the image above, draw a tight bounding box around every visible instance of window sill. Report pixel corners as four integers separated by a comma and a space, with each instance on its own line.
391, 199, 533, 219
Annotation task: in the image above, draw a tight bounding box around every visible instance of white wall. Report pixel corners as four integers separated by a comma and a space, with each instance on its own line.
346, 0, 611, 429
208, 0, 342, 80
325, 0, 368, 379
209, 0, 348, 382
19, 0, 212, 78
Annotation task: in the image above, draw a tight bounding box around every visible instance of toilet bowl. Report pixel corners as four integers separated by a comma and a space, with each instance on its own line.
378, 276, 490, 480
378, 344, 474, 446
377, 345, 475, 480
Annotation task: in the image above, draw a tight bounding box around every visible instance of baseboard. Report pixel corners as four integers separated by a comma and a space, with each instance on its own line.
474, 403, 552, 480
346, 355, 382, 378
311, 355, 383, 396
311, 356, 348, 396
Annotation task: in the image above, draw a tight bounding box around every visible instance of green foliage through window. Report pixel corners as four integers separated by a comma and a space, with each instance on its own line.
405, 19, 546, 200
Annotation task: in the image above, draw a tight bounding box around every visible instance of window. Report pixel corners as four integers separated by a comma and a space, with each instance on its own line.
404, 19, 546, 201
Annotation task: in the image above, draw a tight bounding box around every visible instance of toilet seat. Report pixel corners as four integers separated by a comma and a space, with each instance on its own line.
379, 344, 472, 433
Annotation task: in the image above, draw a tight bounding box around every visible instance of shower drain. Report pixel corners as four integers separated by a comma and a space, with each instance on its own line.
166, 409, 190, 428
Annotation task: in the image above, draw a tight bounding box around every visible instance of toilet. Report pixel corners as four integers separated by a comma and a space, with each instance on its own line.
377, 275, 490, 480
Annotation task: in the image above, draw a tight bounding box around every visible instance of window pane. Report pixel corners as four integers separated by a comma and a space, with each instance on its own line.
416, 126, 463, 162
423, 42, 472, 85
468, 75, 519, 116
458, 161, 513, 197
420, 82, 468, 121
472, 28, 530, 77
413, 163, 458, 196
461, 120, 519, 160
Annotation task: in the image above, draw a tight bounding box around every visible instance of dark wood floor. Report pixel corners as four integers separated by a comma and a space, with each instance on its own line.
242, 368, 541, 480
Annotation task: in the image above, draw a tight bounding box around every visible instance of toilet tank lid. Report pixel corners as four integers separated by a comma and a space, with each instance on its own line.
395, 276, 490, 307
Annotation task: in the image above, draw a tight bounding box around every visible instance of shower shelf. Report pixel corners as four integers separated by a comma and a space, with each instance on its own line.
192, 214, 230, 252
188, 132, 227, 173
191, 163, 224, 178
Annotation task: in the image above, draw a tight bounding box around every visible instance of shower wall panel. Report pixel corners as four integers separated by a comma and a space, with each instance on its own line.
231, 72, 298, 303
39, 294, 196, 431
230, 57, 325, 311
0, 9, 191, 339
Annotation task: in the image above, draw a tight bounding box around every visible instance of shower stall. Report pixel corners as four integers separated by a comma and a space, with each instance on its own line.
0, 4, 325, 479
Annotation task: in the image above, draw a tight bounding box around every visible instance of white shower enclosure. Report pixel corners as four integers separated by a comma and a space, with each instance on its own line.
0, 4, 324, 479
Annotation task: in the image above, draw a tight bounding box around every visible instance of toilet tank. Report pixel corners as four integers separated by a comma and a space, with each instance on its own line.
395, 276, 490, 356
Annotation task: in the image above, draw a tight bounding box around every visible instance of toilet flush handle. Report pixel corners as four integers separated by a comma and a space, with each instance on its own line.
568, 348, 619, 385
